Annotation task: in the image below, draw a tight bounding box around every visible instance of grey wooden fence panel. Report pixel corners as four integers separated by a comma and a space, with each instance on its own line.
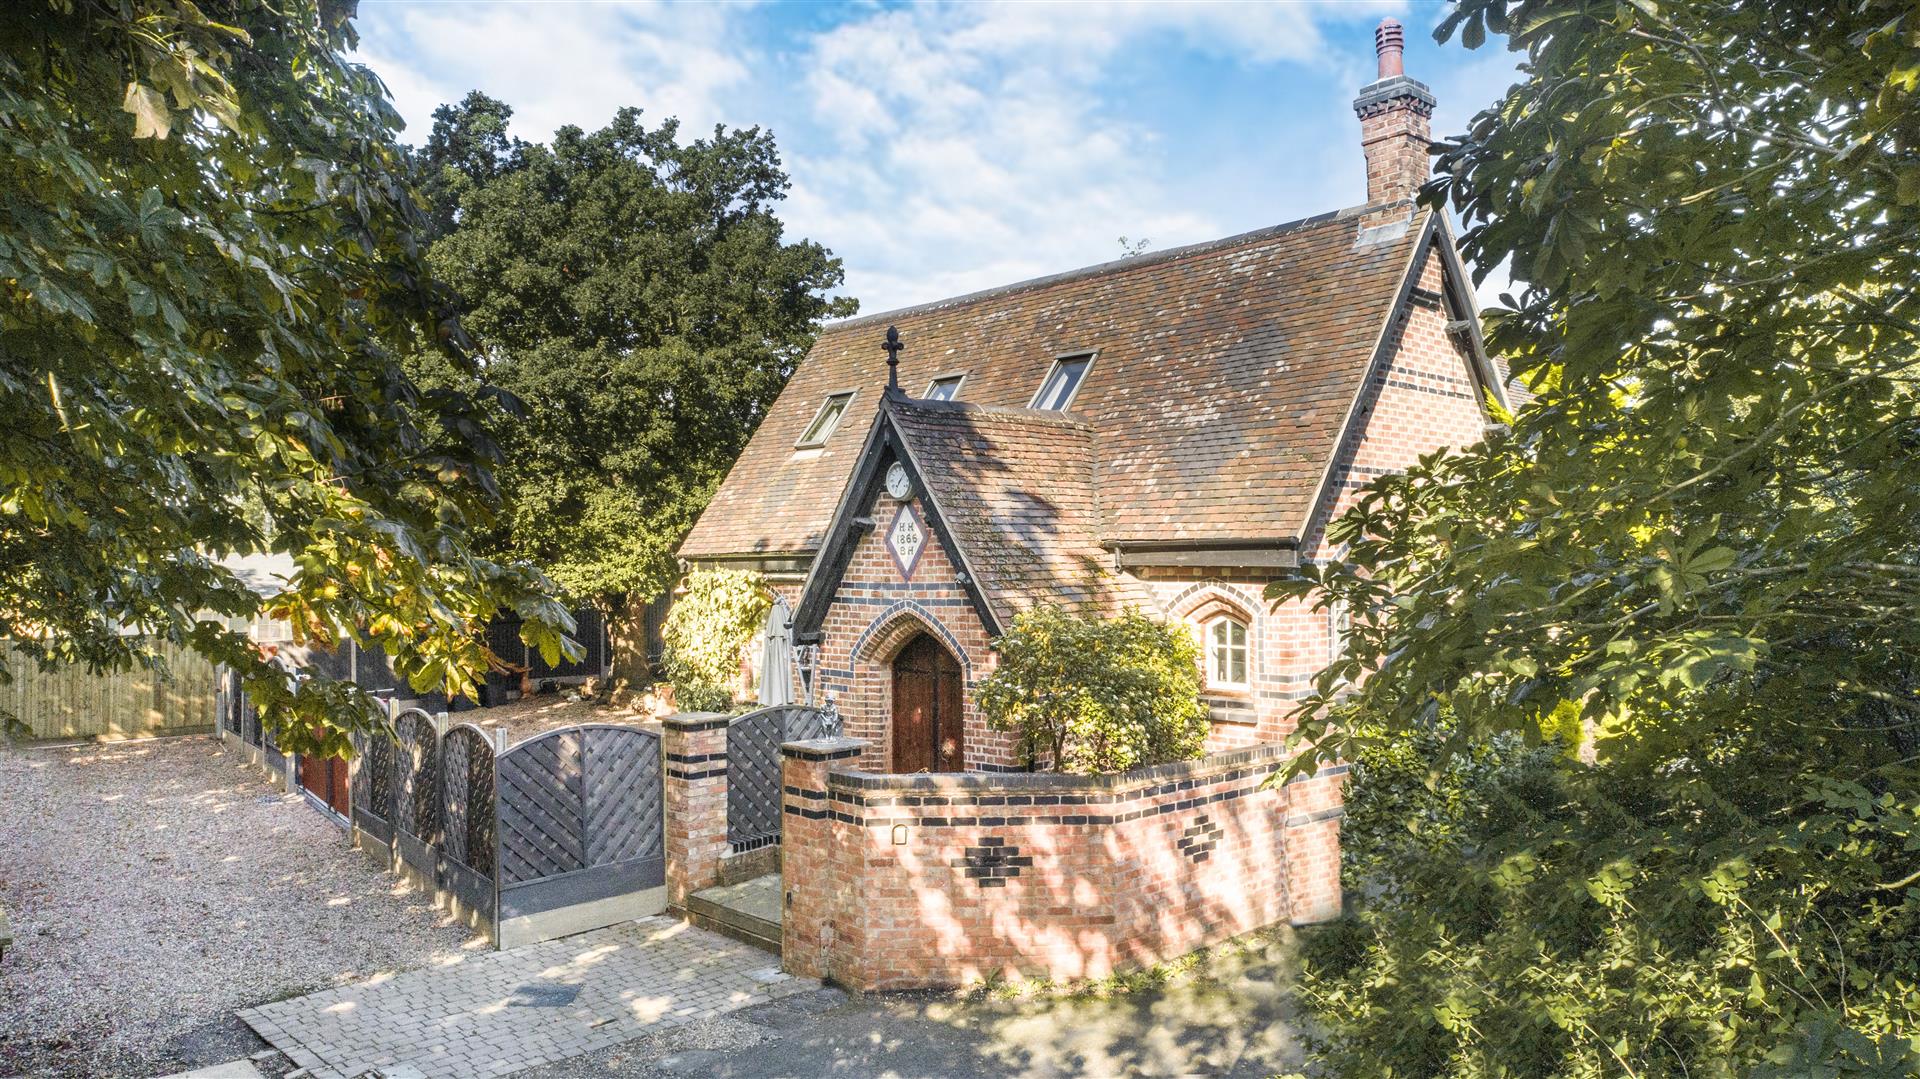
498, 730, 587, 885
583, 727, 663, 866
437, 724, 497, 921
390, 710, 440, 878
727, 706, 831, 851
350, 725, 396, 845
496, 724, 663, 921
441, 724, 497, 881
391, 712, 440, 840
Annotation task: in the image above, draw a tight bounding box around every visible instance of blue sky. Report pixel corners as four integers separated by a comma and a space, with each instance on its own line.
352, 1, 1523, 316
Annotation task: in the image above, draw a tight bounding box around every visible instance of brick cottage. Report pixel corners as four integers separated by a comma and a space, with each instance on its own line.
673, 20, 1512, 989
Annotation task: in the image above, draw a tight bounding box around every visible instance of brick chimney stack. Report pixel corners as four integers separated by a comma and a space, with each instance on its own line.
1353, 18, 1437, 206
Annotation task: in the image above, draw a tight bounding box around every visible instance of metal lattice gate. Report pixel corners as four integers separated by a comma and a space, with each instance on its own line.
727, 705, 832, 851
494, 724, 663, 945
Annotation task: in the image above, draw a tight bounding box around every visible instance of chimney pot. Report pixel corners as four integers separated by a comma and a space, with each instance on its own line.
1375, 18, 1405, 79
1353, 18, 1435, 208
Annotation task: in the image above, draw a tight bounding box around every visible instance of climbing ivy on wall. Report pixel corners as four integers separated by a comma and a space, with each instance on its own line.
660, 569, 770, 709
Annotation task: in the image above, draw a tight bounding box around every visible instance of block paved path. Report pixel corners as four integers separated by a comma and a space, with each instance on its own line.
239, 916, 814, 1079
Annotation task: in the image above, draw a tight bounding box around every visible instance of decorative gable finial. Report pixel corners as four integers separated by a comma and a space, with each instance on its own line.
883, 325, 903, 391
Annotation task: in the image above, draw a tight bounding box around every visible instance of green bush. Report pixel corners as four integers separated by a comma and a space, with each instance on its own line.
977, 605, 1208, 774
1335, 708, 1553, 895
1300, 728, 1920, 1078
670, 680, 735, 714
661, 569, 769, 708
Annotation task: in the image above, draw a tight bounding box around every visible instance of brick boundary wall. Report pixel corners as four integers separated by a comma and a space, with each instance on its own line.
779, 739, 1345, 991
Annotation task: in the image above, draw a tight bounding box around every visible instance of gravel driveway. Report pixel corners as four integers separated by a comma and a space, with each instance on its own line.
0, 736, 473, 1078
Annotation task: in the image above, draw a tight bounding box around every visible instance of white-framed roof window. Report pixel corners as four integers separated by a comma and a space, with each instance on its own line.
795, 391, 855, 448
1030, 352, 1094, 411
923, 374, 965, 401
1206, 614, 1249, 689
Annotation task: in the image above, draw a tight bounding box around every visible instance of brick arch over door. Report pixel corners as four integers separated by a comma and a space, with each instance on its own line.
851, 600, 976, 680
844, 602, 1003, 773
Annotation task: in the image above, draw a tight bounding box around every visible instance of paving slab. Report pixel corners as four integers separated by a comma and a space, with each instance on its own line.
154, 1059, 268, 1079
239, 917, 815, 1079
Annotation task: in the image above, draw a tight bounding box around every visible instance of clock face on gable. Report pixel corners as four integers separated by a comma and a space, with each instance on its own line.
884, 461, 911, 500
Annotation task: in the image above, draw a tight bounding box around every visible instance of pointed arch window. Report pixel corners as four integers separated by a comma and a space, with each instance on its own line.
1206, 614, 1249, 689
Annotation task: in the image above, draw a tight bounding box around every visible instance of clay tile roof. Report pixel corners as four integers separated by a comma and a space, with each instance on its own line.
885, 397, 1150, 626
681, 206, 1432, 560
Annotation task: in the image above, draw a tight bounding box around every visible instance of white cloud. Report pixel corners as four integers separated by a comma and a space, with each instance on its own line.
350, 1, 1437, 314
353, 2, 755, 144
785, 1, 1399, 314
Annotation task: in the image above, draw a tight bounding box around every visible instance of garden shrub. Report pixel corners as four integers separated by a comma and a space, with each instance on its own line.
977, 605, 1208, 774
661, 569, 769, 709
1300, 727, 1920, 1078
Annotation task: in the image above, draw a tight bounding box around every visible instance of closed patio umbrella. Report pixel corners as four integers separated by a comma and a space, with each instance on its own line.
758, 596, 793, 706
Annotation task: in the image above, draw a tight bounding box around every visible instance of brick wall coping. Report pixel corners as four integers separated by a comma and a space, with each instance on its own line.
663, 711, 733, 733
826, 743, 1298, 797
781, 736, 870, 762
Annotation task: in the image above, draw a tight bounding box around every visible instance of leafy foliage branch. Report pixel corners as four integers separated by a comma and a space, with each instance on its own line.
1272, 1, 1920, 1073
660, 569, 770, 707
0, 1, 571, 753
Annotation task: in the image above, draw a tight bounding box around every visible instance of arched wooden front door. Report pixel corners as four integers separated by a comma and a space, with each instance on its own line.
891, 632, 965, 773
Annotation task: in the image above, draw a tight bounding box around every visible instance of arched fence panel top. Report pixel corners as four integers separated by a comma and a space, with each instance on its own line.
495, 721, 665, 909
439, 723, 499, 883
498, 721, 660, 757
727, 705, 834, 852
390, 709, 442, 846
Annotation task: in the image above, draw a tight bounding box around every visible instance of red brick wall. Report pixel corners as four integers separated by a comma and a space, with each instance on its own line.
662, 713, 730, 909
1307, 243, 1489, 559
809, 491, 1019, 772
780, 740, 1346, 991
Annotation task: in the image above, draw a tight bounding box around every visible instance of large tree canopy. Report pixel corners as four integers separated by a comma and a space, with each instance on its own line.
1, 2, 571, 754
1278, 1, 1920, 1074
416, 97, 857, 611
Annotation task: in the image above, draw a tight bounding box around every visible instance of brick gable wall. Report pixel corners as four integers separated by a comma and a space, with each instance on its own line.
1306, 241, 1489, 558
808, 489, 1019, 773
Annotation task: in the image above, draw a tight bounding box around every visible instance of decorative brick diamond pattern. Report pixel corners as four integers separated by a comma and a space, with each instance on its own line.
952, 836, 1031, 888
727, 706, 831, 850
1177, 814, 1223, 863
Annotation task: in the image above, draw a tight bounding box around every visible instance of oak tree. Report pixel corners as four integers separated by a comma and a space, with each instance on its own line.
0, 1, 572, 754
